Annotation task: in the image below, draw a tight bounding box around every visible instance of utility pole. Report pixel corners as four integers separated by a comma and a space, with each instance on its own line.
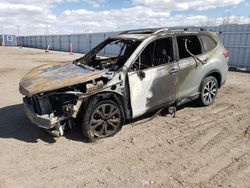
46, 24, 49, 35
17, 25, 20, 36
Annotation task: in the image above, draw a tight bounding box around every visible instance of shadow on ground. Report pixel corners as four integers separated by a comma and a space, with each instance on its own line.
0, 103, 89, 144
0, 102, 201, 144
0, 104, 57, 143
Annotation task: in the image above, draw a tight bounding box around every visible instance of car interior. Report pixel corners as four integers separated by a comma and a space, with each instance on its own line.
132, 38, 174, 70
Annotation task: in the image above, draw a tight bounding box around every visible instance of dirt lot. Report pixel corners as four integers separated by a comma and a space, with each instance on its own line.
0, 46, 250, 188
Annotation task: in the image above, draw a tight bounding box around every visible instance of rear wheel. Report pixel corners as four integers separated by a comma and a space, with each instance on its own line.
198, 76, 218, 106
82, 99, 122, 142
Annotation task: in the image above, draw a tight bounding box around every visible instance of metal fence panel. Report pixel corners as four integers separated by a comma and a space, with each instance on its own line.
70, 35, 79, 53
52, 35, 61, 51
41, 36, 46, 49
78, 34, 90, 53
214, 24, 250, 70
59, 35, 68, 51
16, 24, 250, 70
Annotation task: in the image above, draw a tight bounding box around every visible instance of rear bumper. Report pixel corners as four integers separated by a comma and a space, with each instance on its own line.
23, 98, 57, 129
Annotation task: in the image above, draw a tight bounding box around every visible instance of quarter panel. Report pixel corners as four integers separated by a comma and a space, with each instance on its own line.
176, 46, 228, 99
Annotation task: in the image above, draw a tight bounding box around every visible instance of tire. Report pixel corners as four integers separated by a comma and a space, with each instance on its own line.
81, 99, 122, 142
198, 76, 218, 106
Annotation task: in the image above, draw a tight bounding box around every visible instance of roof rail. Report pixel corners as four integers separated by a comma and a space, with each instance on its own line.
120, 27, 163, 34
120, 27, 207, 35
154, 27, 207, 35
182, 27, 207, 31
153, 28, 169, 34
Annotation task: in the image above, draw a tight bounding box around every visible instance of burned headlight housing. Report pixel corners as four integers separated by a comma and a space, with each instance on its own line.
49, 94, 78, 116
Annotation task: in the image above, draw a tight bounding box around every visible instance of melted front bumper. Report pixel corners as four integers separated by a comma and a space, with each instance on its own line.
23, 98, 57, 129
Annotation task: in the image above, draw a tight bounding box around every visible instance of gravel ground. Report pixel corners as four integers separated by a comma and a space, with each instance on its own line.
0, 46, 250, 188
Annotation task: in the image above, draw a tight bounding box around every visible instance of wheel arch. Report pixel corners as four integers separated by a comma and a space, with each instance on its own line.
200, 69, 222, 90
79, 91, 128, 123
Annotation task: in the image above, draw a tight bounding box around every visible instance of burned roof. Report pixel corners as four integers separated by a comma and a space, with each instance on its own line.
111, 34, 151, 41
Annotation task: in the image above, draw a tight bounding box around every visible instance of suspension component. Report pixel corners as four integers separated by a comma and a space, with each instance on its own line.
168, 106, 176, 118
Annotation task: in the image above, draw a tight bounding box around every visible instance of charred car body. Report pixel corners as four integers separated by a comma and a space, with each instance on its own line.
19, 28, 228, 141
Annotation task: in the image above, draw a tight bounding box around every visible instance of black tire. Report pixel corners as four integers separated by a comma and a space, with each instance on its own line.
198, 76, 218, 106
81, 99, 122, 142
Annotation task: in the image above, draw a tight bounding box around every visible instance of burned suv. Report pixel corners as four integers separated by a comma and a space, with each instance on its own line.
19, 28, 228, 141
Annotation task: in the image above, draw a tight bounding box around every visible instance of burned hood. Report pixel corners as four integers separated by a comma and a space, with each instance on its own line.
19, 62, 105, 97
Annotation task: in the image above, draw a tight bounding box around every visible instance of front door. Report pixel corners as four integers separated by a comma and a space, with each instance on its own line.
128, 37, 178, 118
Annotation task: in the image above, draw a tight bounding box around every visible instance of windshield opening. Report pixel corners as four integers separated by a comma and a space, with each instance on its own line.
75, 38, 141, 71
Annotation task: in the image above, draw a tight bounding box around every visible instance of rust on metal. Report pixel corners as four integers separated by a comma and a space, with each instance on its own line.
19, 62, 106, 97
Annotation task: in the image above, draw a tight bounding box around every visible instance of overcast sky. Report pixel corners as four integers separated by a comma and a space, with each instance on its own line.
0, 0, 250, 35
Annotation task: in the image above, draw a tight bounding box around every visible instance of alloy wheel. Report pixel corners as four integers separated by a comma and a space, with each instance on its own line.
203, 80, 217, 104
89, 103, 121, 137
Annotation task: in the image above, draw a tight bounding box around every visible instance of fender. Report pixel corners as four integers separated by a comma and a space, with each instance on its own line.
199, 69, 222, 91
82, 91, 130, 123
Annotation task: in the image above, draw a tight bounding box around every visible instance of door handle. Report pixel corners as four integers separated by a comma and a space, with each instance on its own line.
169, 68, 177, 74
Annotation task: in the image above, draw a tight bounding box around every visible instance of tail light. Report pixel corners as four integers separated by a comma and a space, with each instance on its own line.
223, 50, 230, 58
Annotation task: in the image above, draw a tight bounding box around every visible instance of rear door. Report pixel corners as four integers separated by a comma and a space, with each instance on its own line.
175, 35, 204, 99
128, 37, 178, 118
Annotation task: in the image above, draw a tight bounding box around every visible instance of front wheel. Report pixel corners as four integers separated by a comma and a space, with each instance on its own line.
82, 99, 122, 142
198, 76, 218, 106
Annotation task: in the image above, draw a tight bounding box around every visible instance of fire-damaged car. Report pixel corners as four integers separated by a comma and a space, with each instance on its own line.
19, 28, 229, 141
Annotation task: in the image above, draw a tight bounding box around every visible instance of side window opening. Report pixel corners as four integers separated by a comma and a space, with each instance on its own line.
140, 42, 155, 69
132, 38, 174, 71
153, 38, 173, 66
200, 35, 217, 52
177, 35, 202, 59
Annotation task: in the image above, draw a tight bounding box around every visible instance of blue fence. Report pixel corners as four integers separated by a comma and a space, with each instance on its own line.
17, 24, 250, 70
1, 34, 17, 46
208, 24, 250, 70
17, 32, 119, 54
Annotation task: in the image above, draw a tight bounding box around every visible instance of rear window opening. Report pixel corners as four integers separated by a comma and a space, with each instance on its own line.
200, 35, 217, 52
177, 35, 202, 59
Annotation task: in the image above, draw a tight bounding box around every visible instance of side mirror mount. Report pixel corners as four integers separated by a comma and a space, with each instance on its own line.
137, 70, 145, 79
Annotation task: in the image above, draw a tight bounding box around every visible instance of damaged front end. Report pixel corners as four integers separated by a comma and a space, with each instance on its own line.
19, 62, 111, 136
21, 76, 113, 136
23, 90, 84, 136
19, 36, 141, 137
